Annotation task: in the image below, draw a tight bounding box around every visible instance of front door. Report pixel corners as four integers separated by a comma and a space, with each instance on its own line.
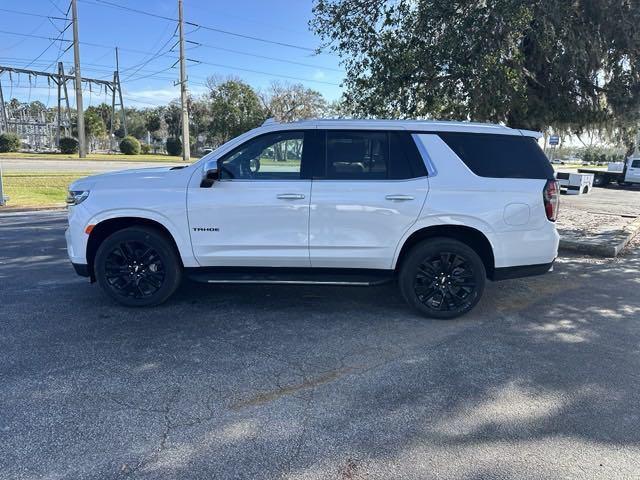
626, 158, 640, 184
309, 130, 429, 269
188, 130, 313, 267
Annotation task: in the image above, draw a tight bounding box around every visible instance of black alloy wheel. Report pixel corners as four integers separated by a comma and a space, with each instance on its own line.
95, 227, 182, 307
414, 252, 477, 312
399, 238, 486, 319
104, 241, 165, 299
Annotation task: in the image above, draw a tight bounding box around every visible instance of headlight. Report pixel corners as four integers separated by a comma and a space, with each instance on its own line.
66, 190, 90, 206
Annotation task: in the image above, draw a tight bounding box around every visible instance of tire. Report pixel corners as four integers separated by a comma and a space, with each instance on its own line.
398, 238, 486, 319
593, 174, 609, 187
94, 227, 182, 307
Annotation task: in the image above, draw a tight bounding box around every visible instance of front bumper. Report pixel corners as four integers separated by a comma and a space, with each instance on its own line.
72, 262, 91, 277
65, 205, 92, 265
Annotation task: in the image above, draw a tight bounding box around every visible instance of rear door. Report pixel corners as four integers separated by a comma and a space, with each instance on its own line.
309, 130, 429, 269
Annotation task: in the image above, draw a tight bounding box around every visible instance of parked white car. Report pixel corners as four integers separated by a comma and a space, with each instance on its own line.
66, 119, 559, 318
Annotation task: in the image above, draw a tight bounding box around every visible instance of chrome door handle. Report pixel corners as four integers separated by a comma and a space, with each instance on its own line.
276, 193, 306, 200
385, 195, 414, 201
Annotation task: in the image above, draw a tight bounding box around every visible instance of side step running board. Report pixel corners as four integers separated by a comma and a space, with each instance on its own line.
185, 267, 394, 287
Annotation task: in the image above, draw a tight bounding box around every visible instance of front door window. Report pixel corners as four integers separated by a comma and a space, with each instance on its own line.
220, 131, 304, 180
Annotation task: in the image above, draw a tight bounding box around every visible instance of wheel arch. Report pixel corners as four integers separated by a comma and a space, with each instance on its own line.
394, 224, 496, 278
86, 216, 184, 281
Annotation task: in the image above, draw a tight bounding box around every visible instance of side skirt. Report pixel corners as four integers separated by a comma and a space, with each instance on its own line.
185, 267, 394, 286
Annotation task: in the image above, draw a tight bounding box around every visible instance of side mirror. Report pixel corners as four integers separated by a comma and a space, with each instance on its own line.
200, 160, 219, 188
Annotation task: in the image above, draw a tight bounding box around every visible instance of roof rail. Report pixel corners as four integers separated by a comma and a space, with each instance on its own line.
262, 118, 277, 126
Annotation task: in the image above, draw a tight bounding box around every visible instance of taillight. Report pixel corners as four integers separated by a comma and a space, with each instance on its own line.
543, 179, 559, 222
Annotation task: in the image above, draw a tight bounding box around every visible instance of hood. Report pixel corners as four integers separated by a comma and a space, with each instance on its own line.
69, 165, 188, 191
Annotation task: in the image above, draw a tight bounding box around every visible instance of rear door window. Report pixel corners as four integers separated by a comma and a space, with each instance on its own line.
321, 130, 428, 180
438, 133, 554, 179
326, 131, 388, 179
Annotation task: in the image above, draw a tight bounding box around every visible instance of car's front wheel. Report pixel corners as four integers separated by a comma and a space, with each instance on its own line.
399, 238, 486, 319
94, 227, 182, 307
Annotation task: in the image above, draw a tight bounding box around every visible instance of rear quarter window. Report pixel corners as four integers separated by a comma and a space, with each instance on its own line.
438, 133, 554, 180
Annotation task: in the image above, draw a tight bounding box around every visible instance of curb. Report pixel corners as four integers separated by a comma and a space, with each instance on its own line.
559, 216, 640, 257
0, 205, 66, 214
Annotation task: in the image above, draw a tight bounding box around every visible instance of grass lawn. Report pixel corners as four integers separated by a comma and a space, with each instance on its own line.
0, 152, 187, 162
2, 172, 91, 208
552, 163, 606, 170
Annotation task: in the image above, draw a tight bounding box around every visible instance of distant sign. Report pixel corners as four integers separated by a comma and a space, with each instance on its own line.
549, 135, 560, 146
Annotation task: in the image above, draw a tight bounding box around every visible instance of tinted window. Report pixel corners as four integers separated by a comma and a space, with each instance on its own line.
632, 160, 640, 168
438, 133, 554, 179
326, 131, 388, 179
389, 132, 428, 179
220, 131, 304, 180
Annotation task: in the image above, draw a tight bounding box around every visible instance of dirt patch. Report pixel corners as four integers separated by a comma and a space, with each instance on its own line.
556, 208, 636, 239
230, 368, 352, 410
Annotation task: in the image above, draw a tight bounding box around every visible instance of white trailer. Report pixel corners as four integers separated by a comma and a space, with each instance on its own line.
556, 172, 594, 195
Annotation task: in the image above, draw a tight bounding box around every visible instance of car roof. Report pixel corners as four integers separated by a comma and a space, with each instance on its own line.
260, 118, 541, 138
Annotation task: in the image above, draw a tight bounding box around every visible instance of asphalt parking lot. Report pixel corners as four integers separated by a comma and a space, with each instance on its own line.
1, 211, 640, 479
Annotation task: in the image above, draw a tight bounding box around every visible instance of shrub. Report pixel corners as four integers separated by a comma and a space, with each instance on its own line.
58, 137, 79, 154
166, 137, 182, 156
119, 135, 141, 155
140, 143, 151, 154
0, 133, 21, 153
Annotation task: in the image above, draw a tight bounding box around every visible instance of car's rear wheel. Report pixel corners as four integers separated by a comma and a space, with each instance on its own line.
399, 238, 486, 319
94, 227, 182, 307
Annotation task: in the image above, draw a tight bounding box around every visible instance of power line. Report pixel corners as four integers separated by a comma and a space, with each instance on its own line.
122, 94, 170, 107
47, 0, 68, 16
0, 29, 338, 87
0, 7, 68, 21
185, 22, 316, 53
24, 22, 72, 69
191, 41, 342, 73
126, 67, 175, 83
0, 29, 72, 43
0, 30, 340, 85
123, 25, 178, 81
189, 59, 340, 86
77, 0, 318, 52
78, 0, 175, 22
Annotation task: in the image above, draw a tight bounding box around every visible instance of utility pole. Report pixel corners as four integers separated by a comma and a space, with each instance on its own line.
0, 161, 5, 206
0, 79, 8, 133
110, 47, 127, 151
178, 0, 190, 162
71, 0, 86, 158
115, 48, 127, 137
59, 63, 72, 139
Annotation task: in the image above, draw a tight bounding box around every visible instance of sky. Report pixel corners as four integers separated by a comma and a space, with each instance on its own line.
0, 0, 345, 109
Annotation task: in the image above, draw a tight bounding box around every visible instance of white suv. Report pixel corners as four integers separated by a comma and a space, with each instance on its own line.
66, 120, 559, 318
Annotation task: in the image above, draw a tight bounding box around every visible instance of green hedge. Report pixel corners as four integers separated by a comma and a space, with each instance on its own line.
166, 137, 182, 156
59, 137, 79, 154
119, 136, 141, 155
0, 133, 21, 153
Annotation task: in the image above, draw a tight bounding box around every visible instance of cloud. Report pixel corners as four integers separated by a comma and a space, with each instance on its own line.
123, 85, 208, 107
312, 70, 327, 80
